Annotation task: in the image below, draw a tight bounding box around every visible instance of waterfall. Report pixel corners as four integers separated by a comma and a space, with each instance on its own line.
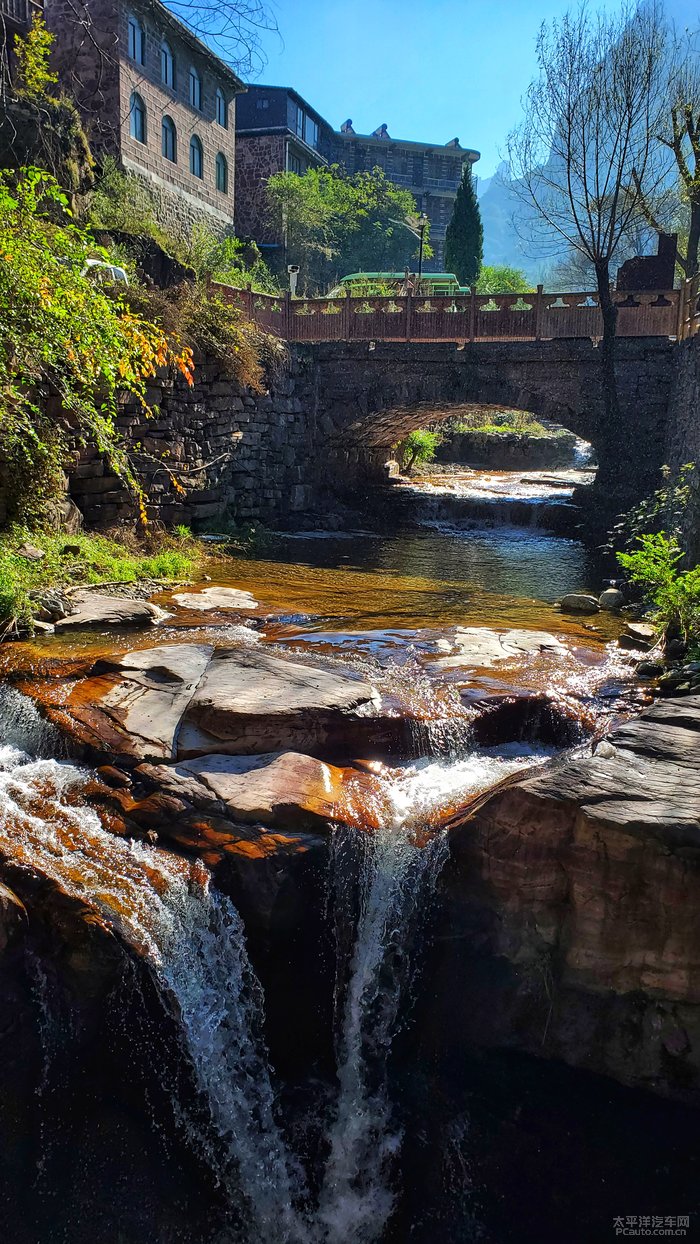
0, 689, 309, 1244
316, 753, 536, 1244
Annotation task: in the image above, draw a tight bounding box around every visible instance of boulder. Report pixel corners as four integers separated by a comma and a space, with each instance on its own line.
54, 592, 167, 631
560, 593, 600, 614
431, 694, 700, 1101
171, 586, 258, 611
435, 627, 567, 672
622, 621, 656, 648
177, 648, 385, 758
63, 644, 214, 760
598, 587, 625, 610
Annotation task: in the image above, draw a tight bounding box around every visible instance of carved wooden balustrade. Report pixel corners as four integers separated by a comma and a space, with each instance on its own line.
678, 274, 700, 340
213, 282, 684, 343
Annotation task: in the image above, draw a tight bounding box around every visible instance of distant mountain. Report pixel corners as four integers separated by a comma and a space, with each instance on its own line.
476, 163, 557, 284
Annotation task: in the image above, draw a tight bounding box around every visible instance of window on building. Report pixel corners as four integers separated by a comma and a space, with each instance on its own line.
215, 88, 228, 128
127, 15, 145, 64
256, 97, 269, 110
160, 40, 174, 87
303, 115, 318, 149
129, 91, 146, 144
190, 134, 203, 178
288, 153, 303, 175
215, 151, 228, 193
161, 114, 176, 162
189, 66, 202, 111
294, 105, 303, 138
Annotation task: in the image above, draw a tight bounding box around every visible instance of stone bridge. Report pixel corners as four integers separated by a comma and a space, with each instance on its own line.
294, 338, 676, 496
64, 335, 681, 537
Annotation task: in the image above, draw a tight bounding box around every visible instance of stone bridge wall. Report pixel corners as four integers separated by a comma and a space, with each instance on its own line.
62, 337, 679, 532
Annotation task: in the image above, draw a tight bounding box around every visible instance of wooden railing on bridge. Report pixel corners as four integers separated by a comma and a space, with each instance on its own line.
214, 281, 691, 344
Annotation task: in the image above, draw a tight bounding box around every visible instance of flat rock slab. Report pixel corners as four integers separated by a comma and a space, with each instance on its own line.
177, 647, 383, 758
54, 592, 167, 631
65, 644, 214, 760
435, 627, 567, 672
132, 750, 383, 834
58, 642, 405, 764
171, 587, 258, 611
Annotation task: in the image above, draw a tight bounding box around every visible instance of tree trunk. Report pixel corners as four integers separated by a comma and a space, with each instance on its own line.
595, 259, 620, 445
686, 197, 700, 280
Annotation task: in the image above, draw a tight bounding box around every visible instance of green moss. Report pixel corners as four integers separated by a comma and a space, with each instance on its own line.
0, 527, 201, 628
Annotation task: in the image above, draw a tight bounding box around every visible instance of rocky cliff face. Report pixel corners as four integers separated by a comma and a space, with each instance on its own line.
419, 696, 700, 1101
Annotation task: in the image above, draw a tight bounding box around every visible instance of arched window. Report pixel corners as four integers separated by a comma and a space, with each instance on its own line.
215, 151, 228, 193
160, 40, 174, 88
127, 15, 145, 64
129, 91, 146, 144
189, 134, 203, 179
161, 114, 176, 162
215, 88, 228, 128
189, 66, 202, 111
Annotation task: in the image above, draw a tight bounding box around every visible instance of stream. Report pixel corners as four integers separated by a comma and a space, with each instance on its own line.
0, 463, 696, 1244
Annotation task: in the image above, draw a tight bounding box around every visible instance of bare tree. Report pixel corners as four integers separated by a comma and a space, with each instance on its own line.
633, 20, 700, 278
507, 2, 670, 439
151, 0, 278, 77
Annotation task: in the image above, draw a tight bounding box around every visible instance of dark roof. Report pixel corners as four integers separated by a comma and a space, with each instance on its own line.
140, 0, 245, 91
241, 84, 336, 132
336, 130, 480, 161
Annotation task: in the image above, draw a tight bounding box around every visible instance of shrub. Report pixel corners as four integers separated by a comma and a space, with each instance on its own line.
397, 429, 443, 473
0, 167, 193, 522
617, 532, 700, 648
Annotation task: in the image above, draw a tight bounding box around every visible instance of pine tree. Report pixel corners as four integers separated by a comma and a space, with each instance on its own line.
445, 164, 483, 288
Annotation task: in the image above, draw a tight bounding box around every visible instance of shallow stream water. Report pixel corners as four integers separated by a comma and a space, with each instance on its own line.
1, 467, 694, 1244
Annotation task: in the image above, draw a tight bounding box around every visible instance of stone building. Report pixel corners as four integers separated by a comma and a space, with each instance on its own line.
234, 84, 335, 255
335, 122, 480, 271
42, 0, 244, 235
234, 85, 480, 272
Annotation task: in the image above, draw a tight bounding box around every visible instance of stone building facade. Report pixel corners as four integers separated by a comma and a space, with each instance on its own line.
234, 85, 336, 254
334, 124, 480, 271
43, 0, 243, 236
233, 84, 480, 273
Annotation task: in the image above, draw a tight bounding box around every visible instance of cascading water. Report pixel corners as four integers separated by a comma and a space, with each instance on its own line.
316, 753, 543, 1244
0, 688, 308, 1244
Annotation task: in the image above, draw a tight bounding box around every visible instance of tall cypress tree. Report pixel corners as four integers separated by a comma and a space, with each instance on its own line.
445, 163, 483, 288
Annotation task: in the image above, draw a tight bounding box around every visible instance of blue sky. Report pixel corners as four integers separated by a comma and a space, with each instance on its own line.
250, 0, 699, 179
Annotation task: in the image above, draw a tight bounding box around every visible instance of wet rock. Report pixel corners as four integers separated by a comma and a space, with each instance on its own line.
623, 621, 656, 647
171, 586, 258, 611
435, 627, 567, 672
131, 751, 384, 836
63, 643, 214, 760
434, 694, 700, 1102
469, 691, 587, 748
636, 659, 665, 677
599, 587, 625, 610
560, 593, 600, 614
54, 592, 167, 631
177, 648, 385, 759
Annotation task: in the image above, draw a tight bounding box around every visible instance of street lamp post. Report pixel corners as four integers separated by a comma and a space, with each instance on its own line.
390, 211, 430, 287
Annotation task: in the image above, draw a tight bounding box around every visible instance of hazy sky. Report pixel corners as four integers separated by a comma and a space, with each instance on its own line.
249, 0, 700, 179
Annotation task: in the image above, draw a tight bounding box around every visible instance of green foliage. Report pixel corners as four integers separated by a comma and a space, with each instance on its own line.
117, 279, 281, 390
448, 410, 565, 438
184, 223, 280, 293
608, 463, 697, 553
0, 527, 200, 627
397, 429, 442, 474
265, 165, 431, 292
13, 12, 58, 99
0, 167, 193, 522
3, 17, 92, 196
617, 532, 700, 647
445, 163, 483, 289
475, 265, 532, 294
87, 158, 173, 250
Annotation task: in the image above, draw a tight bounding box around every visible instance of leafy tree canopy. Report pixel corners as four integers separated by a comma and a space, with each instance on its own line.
265, 165, 432, 292
475, 265, 532, 294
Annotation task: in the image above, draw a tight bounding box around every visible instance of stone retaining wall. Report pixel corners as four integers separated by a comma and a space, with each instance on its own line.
665, 334, 700, 562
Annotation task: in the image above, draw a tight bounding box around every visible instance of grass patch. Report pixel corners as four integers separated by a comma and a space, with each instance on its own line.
449, 412, 570, 439
0, 526, 202, 630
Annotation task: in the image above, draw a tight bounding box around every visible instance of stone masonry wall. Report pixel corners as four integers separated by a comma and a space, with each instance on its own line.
665, 333, 700, 562
234, 133, 286, 245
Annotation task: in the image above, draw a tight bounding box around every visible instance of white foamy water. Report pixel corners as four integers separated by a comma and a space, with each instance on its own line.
317, 750, 544, 1244
0, 687, 546, 1243
0, 689, 308, 1244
